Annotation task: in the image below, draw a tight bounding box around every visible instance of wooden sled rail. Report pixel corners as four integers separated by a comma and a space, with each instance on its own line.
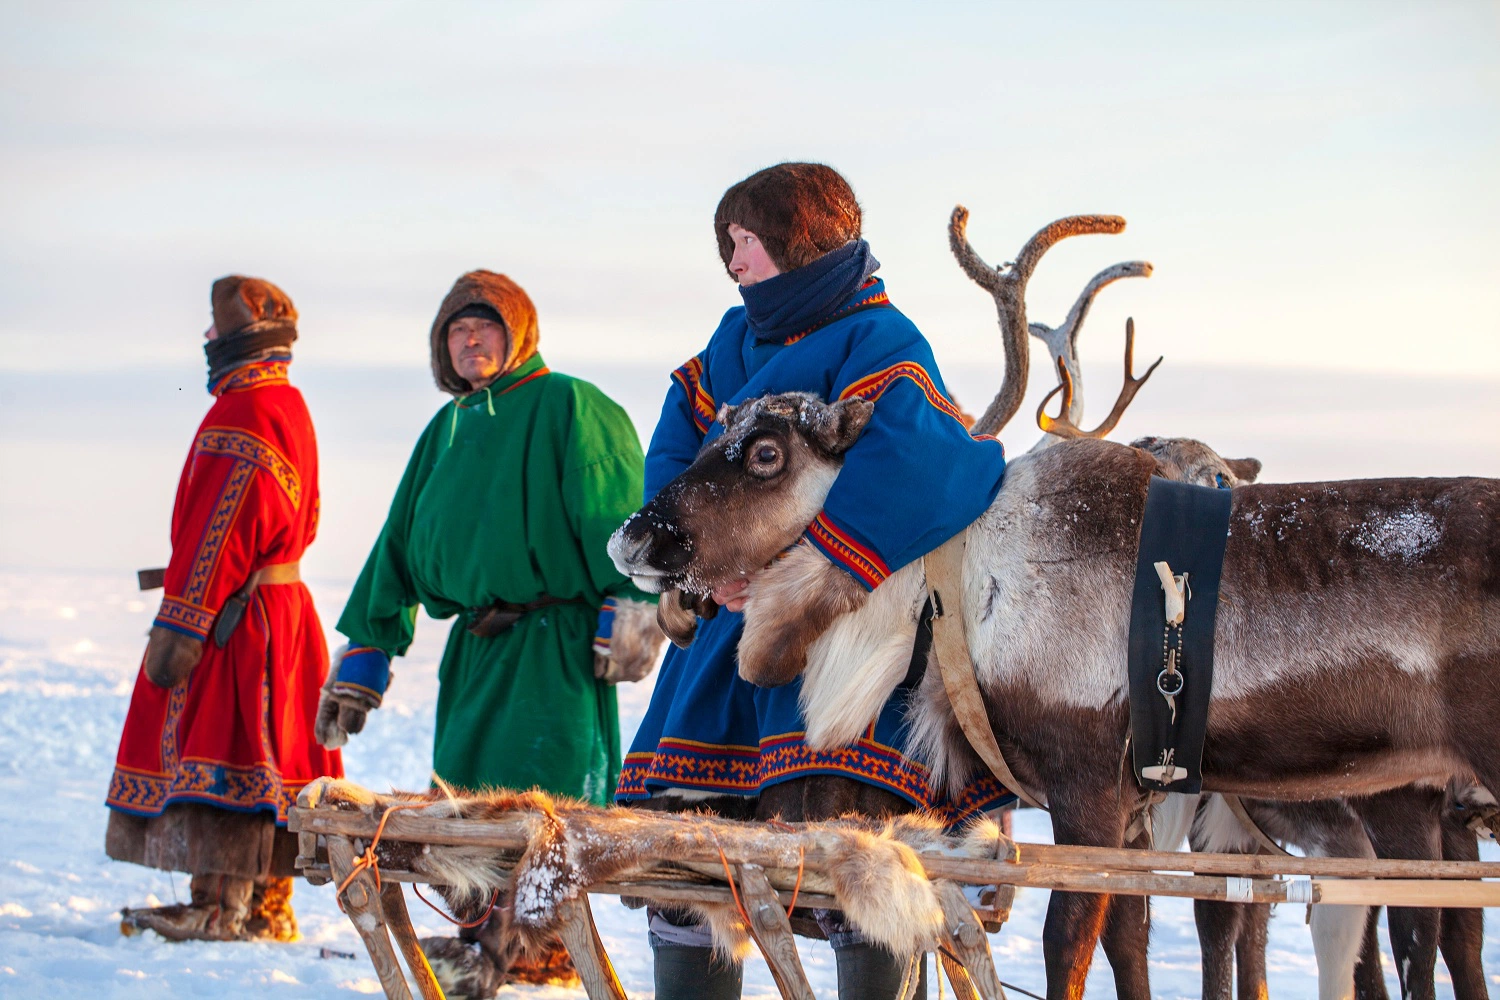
291, 805, 1500, 906
290, 778, 1499, 1000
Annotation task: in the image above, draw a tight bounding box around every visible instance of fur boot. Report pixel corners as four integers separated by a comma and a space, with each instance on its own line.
244, 877, 298, 942
120, 873, 253, 941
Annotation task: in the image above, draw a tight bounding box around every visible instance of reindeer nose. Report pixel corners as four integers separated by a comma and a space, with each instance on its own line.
612, 529, 653, 570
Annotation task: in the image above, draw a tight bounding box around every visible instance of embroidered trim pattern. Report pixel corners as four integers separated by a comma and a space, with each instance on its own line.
616, 729, 1014, 825
781, 279, 892, 346
195, 428, 302, 508
106, 759, 307, 824
671, 356, 716, 434
154, 597, 216, 641
211, 358, 290, 396
181, 458, 255, 606
806, 513, 891, 590
839, 361, 969, 426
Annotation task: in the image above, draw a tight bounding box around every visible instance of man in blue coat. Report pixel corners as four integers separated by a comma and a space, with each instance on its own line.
620, 163, 1013, 999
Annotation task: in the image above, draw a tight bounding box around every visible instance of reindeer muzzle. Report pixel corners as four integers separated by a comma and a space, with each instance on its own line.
607, 512, 694, 590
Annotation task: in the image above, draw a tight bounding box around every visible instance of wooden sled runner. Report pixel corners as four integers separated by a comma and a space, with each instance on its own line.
290, 778, 1500, 1000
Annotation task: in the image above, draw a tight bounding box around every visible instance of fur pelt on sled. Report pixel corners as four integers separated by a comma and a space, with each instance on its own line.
299, 777, 1011, 961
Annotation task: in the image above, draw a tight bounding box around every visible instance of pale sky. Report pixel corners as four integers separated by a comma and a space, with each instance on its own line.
2, 0, 1497, 378
3, 1, 1499, 574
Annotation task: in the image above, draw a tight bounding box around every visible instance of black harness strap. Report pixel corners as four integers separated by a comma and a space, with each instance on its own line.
1127, 477, 1234, 794
898, 597, 935, 690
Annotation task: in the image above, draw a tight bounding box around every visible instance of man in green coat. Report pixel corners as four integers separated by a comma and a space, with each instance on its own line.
317, 269, 662, 994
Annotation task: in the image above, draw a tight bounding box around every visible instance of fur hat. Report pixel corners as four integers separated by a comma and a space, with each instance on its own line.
210, 276, 297, 337
714, 163, 862, 276
430, 270, 540, 396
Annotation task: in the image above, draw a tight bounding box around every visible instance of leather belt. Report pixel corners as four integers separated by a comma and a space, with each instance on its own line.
465, 595, 588, 637
212, 561, 301, 647
251, 561, 301, 585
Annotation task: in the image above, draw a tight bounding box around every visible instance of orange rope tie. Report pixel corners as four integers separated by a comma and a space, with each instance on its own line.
334, 801, 431, 912
411, 883, 501, 929
785, 846, 805, 919
711, 833, 753, 929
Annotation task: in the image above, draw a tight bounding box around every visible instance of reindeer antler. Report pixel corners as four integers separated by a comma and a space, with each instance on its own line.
949, 208, 1127, 437
1036, 317, 1162, 440
1030, 261, 1152, 431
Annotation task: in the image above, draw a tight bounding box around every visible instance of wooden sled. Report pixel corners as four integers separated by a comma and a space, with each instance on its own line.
290, 778, 1500, 1000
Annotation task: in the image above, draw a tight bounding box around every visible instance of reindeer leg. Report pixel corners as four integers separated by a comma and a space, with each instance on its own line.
1353, 906, 1391, 1000
1436, 810, 1488, 1000
1043, 788, 1132, 1000
1351, 788, 1443, 1000
1234, 901, 1270, 1000
1193, 898, 1242, 1000
1099, 891, 1151, 1000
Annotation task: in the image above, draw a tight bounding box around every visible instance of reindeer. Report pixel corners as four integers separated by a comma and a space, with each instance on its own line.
1024, 254, 1493, 1000
1008, 255, 1389, 1000
609, 210, 1500, 1000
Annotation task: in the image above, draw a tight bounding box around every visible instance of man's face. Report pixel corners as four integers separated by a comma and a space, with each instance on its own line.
727, 223, 781, 286
447, 316, 509, 387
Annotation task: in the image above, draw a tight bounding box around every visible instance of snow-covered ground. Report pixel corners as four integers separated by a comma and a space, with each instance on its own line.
0, 570, 1494, 998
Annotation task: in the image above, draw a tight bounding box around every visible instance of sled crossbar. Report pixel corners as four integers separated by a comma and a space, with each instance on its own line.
290, 780, 1498, 1000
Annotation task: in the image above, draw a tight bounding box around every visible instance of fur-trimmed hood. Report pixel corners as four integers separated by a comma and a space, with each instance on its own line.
430, 270, 540, 396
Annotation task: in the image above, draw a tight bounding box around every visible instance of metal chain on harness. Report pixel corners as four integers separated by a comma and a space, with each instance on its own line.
1143, 562, 1189, 786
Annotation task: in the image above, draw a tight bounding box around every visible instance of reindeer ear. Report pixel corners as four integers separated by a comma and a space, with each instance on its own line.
1225, 458, 1262, 484
715, 402, 739, 428
811, 397, 874, 455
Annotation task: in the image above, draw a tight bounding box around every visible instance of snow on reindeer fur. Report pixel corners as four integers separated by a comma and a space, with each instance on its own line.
1352, 504, 1442, 561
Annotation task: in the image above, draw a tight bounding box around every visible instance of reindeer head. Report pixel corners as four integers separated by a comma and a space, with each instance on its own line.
608, 392, 875, 597
1131, 436, 1262, 488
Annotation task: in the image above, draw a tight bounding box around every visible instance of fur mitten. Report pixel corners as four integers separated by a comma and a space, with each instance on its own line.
142, 626, 204, 688
592, 598, 666, 684
315, 645, 393, 749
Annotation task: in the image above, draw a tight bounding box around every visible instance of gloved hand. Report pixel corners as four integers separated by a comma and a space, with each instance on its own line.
142, 626, 205, 688
592, 597, 667, 684
315, 645, 392, 749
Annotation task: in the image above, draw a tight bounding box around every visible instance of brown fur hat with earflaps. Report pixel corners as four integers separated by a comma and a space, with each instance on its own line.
714, 162, 862, 277
430, 270, 541, 396
210, 276, 297, 336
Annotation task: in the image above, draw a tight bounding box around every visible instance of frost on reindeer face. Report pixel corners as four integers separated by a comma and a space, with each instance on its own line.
606, 393, 872, 595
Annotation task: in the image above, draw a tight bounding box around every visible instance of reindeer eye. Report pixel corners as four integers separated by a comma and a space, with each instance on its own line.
745, 440, 784, 478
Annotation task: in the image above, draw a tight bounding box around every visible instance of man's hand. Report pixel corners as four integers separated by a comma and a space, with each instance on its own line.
315, 646, 391, 750
592, 598, 667, 684
142, 626, 204, 688
712, 577, 753, 613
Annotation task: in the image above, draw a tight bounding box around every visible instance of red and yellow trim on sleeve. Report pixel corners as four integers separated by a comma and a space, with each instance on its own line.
194, 427, 302, 508
670, 356, 716, 434
805, 512, 891, 590
154, 595, 217, 641
837, 361, 969, 426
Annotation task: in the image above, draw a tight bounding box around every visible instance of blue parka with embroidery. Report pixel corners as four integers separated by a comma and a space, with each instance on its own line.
617, 241, 1014, 819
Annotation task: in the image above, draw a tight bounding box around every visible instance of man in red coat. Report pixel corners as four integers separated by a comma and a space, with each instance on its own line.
106, 276, 342, 942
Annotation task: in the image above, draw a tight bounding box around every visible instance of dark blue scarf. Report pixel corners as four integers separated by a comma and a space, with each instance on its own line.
740, 239, 880, 343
